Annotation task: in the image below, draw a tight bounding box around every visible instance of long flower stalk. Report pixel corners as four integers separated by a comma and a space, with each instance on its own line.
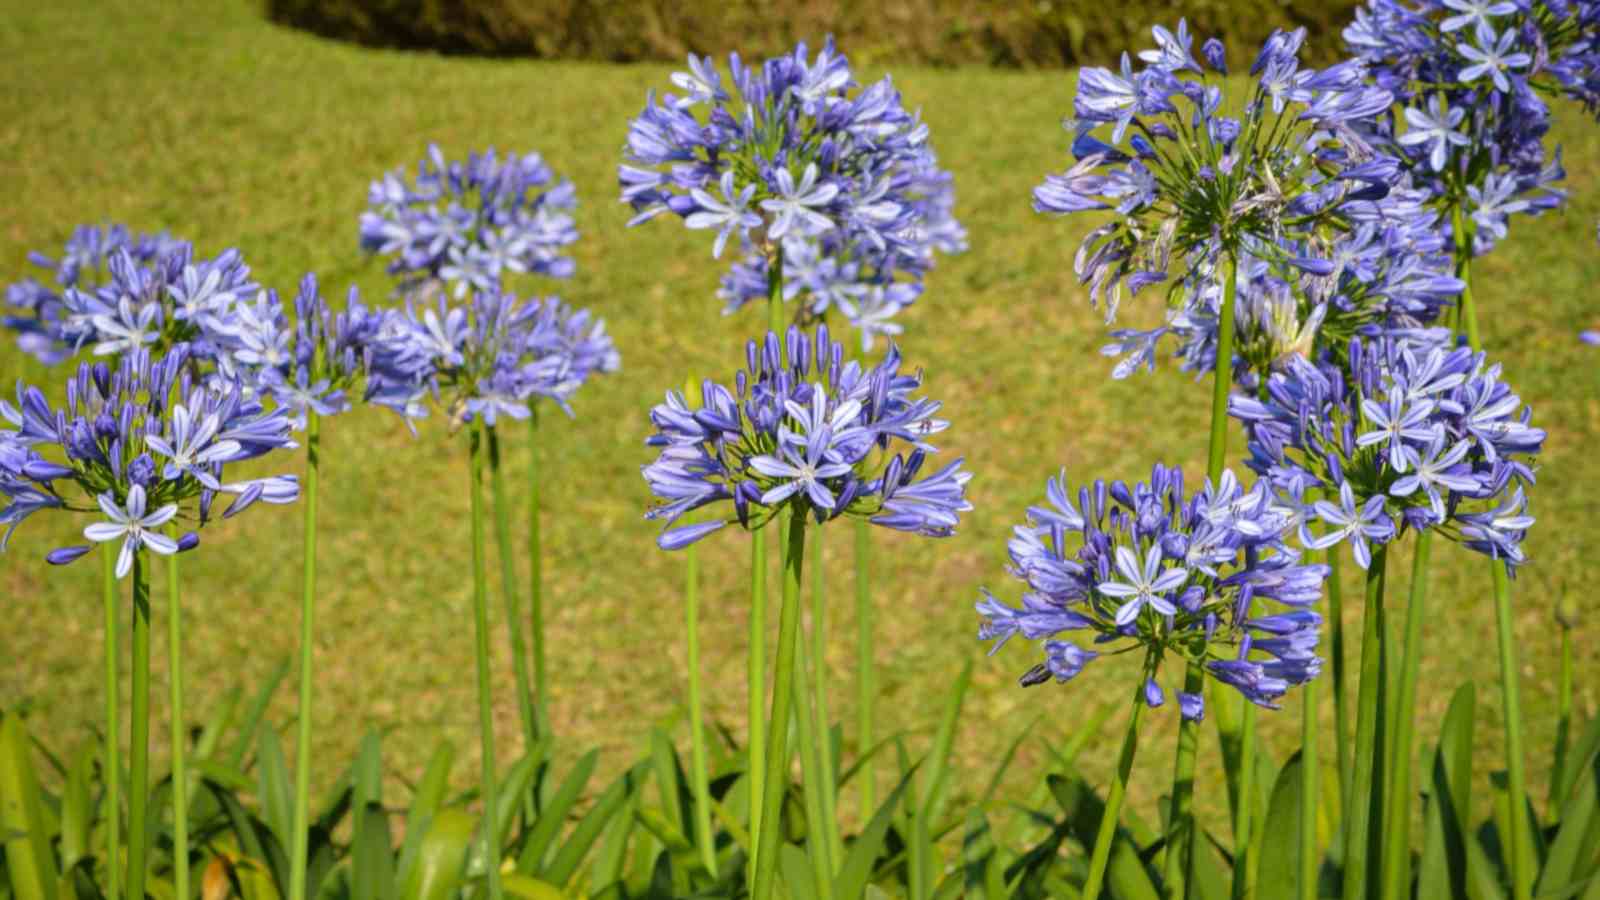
811, 527, 844, 866
1451, 204, 1531, 900
165, 534, 190, 900
101, 543, 121, 900
1084, 674, 1151, 900
684, 505, 718, 877
488, 425, 538, 754
791, 624, 837, 899
527, 406, 549, 739
289, 412, 319, 900
127, 552, 151, 900
747, 528, 767, 888
1328, 545, 1350, 810
1166, 249, 1242, 897
854, 517, 874, 815
1343, 544, 1390, 900
1300, 679, 1319, 900
467, 425, 504, 900
1381, 532, 1432, 899
753, 510, 807, 900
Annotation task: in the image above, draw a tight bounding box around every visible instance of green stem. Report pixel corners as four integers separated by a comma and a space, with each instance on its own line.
101, 543, 121, 900
289, 413, 319, 900
1233, 697, 1260, 900
488, 426, 537, 754
854, 518, 874, 817
526, 406, 548, 739
1083, 680, 1148, 900
166, 536, 189, 900
753, 511, 807, 900
685, 524, 718, 877
1166, 249, 1242, 897
468, 426, 504, 900
1452, 205, 1481, 351
1493, 564, 1532, 900
1381, 532, 1432, 900
791, 631, 836, 898
747, 530, 768, 890
1162, 664, 1202, 898
1300, 679, 1320, 900
1551, 620, 1572, 809
1342, 544, 1389, 900
811, 528, 843, 867
1328, 542, 1350, 818
128, 551, 151, 900
766, 244, 785, 339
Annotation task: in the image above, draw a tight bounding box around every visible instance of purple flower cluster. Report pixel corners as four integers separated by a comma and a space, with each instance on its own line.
641, 324, 970, 549
1343, 0, 1589, 254
364, 291, 619, 430
977, 464, 1328, 716
3, 224, 258, 367
1035, 22, 1397, 325
1, 344, 300, 576
1231, 332, 1545, 573
361, 144, 579, 297
620, 40, 965, 346
1103, 184, 1465, 385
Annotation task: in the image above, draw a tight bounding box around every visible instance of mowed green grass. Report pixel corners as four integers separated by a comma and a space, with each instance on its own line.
2, 0, 1598, 833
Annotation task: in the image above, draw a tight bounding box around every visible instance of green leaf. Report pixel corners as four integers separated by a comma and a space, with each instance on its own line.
516, 748, 595, 876
920, 662, 973, 824
58, 744, 95, 871
780, 844, 816, 899
543, 762, 645, 886
1554, 716, 1600, 814
225, 659, 289, 772
1536, 749, 1599, 897
1255, 751, 1305, 900
394, 742, 454, 894
1049, 774, 1160, 900
400, 808, 475, 900
0, 713, 59, 900
493, 753, 538, 856
498, 874, 565, 900
835, 767, 916, 900
255, 726, 294, 853
351, 801, 395, 900
1418, 683, 1475, 900
648, 729, 689, 838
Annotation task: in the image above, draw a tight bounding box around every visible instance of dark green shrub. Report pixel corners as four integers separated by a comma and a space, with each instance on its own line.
264, 0, 1366, 68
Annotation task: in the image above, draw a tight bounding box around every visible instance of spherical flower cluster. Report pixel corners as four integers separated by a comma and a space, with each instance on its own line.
1, 344, 300, 576
1343, 0, 1588, 254
619, 40, 965, 346
3, 224, 257, 367
1035, 22, 1398, 330
360, 144, 579, 297
209, 274, 384, 430
1103, 182, 1464, 384
364, 291, 619, 431
1231, 332, 1545, 573
713, 156, 969, 351
641, 324, 971, 550
977, 464, 1329, 717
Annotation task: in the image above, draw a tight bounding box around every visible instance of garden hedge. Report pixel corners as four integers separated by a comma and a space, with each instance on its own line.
264, 0, 1366, 67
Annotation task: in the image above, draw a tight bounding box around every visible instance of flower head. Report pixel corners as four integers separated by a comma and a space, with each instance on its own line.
978, 464, 1327, 711
641, 324, 969, 549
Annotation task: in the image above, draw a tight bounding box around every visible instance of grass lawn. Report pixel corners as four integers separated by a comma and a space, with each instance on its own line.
3, 0, 1598, 837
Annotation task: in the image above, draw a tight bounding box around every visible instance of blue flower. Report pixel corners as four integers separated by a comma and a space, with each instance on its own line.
685, 171, 761, 259
83, 485, 180, 578
978, 464, 1327, 711
1456, 26, 1532, 94
641, 324, 968, 548
1398, 95, 1471, 172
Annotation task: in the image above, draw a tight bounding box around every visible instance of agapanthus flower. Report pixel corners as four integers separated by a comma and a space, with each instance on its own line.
361, 144, 578, 297
620, 39, 966, 348
1343, 0, 1592, 255
977, 464, 1328, 716
209, 274, 383, 431
3, 223, 256, 367
1034, 21, 1419, 382
1, 344, 299, 576
1580, 330, 1599, 345
641, 324, 970, 549
1230, 331, 1545, 573
364, 291, 618, 432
